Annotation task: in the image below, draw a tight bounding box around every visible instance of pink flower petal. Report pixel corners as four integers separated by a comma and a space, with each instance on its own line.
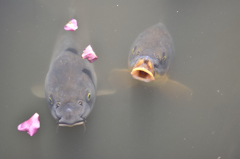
18, 113, 40, 136
64, 19, 78, 31
82, 45, 98, 63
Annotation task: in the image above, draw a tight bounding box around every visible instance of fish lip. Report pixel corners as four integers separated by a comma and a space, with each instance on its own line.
58, 121, 85, 127
131, 58, 155, 82
58, 116, 86, 127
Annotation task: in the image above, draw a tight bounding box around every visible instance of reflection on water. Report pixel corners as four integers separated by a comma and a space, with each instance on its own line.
1, 0, 240, 158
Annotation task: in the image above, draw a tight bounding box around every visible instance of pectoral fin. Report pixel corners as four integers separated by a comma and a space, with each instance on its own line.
157, 77, 192, 101
109, 69, 138, 90
31, 84, 45, 98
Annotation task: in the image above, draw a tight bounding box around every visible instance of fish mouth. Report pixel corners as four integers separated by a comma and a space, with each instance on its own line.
58, 121, 85, 127
131, 58, 155, 82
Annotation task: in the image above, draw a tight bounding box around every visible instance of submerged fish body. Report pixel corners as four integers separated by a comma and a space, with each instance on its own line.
45, 31, 97, 127
110, 23, 192, 100
128, 23, 174, 82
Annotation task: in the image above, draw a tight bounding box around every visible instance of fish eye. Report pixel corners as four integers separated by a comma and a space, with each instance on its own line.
132, 46, 137, 55
87, 93, 91, 101
49, 97, 53, 105
162, 52, 167, 61
162, 55, 167, 61
78, 100, 83, 106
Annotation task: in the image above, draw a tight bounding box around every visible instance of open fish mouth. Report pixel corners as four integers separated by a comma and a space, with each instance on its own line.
58, 121, 85, 127
131, 58, 155, 82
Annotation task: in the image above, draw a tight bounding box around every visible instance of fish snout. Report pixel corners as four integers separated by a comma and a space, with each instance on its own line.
56, 103, 87, 126
131, 58, 155, 82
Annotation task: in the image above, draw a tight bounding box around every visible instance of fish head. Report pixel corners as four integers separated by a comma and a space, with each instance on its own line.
45, 55, 96, 127
128, 23, 174, 83
46, 82, 96, 127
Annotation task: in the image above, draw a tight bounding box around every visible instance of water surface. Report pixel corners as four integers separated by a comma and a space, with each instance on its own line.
1, 0, 240, 158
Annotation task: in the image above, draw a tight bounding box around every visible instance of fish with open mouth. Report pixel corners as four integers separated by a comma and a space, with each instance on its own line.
110, 23, 192, 100
45, 29, 97, 127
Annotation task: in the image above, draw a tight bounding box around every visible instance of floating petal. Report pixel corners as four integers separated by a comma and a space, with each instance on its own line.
82, 45, 98, 63
17, 113, 40, 136
64, 19, 78, 31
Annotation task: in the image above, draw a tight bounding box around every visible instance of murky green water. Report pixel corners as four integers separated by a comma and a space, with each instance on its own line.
1, 0, 240, 158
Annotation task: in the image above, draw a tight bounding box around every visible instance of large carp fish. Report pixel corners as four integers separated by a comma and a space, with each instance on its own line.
110, 23, 192, 100
45, 28, 97, 127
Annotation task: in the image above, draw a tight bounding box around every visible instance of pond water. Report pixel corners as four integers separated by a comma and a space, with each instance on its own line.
1, 0, 240, 158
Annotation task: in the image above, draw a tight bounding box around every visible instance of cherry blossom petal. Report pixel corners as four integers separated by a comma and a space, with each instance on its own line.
17, 113, 40, 136
64, 19, 78, 31
82, 45, 98, 63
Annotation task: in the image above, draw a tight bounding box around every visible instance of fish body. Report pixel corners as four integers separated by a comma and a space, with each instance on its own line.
45, 31, 97, 127
129, 23, 174, 83
110, 23, 191, 100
